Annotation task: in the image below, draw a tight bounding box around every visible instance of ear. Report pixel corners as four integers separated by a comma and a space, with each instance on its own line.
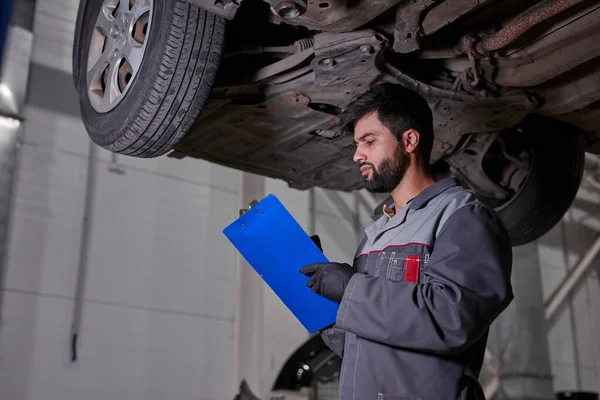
402, 129, 420, 154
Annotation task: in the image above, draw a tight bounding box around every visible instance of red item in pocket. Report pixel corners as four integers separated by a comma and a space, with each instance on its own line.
404, 255, 420, 283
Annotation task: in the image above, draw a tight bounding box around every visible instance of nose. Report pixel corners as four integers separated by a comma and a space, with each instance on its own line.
353, 147, 366, 164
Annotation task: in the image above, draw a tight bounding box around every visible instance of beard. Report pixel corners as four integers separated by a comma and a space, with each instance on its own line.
362, 143, 410, 193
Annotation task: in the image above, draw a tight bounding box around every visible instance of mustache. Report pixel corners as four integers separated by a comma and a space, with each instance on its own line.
360, 162, 375, 169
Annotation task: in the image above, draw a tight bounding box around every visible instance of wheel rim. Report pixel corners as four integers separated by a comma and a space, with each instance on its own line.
86, 0, 153, 113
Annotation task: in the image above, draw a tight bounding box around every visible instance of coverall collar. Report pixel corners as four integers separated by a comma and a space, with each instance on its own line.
373, 177, 461, 221
407, 177, 461, 210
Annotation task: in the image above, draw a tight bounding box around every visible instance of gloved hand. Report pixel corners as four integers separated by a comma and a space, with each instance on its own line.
300, 262, 356, 303
310, 235, 323, 252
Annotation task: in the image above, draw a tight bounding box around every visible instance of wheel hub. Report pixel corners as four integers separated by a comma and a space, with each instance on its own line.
109, 25, 121, 39
445, 129, 533, 209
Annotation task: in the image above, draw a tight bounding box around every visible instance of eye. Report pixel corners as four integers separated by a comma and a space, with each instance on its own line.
365, 140, 375, 146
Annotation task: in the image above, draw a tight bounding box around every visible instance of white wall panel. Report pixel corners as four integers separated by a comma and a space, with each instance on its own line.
85, 162, 238, 320
313, 189, 355, 217
538, 175, 600, 393
0, 291, 38, 400
580, 366, 600, 393
551, 363, 581, 394
22, 105, 90, 157
96, 148, 240, 194
1, 142, 239, 400
0, 291, 234, 400
31, 0, 78, 73
4, 143, 86, 297
76, 300, 233, 400
539, 264, 567, 303
571, 281, 600, 369
2, 77, 240, 400
548, 304, 577, 366
265, 178, 310, 230
314, 212, 356, 265
538, 230, 567, 272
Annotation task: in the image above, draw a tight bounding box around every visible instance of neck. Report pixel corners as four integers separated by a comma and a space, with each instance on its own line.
390, 164, 436, 209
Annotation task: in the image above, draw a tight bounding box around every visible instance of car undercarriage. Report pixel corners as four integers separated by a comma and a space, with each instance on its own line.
73, 0, 600, 244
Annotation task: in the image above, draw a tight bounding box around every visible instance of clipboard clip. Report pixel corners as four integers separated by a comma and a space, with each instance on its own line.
239, 199, 259, 217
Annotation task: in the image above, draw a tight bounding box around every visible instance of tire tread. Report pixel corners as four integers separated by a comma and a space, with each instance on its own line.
78, 0, 226, 158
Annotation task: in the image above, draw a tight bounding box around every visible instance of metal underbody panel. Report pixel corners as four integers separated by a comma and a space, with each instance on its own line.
170, 29, 537, 191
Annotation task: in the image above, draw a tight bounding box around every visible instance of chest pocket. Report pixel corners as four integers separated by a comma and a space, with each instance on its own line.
375, 251, 430, 283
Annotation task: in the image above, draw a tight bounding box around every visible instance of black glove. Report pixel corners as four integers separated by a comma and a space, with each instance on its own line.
310, 235, 323, 252
300, 262, 356, 303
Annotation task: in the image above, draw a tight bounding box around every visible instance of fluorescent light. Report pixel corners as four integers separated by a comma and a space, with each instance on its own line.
0, 83, 10, 98
0, 83, 19, 114
0, 116, 20, 129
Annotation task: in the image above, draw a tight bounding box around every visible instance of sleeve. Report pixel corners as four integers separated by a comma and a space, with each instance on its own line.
320, 326, 346, 358
335, 203, 514, 354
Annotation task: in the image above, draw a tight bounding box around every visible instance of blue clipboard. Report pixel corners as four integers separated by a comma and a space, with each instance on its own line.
222, 194, 339, 333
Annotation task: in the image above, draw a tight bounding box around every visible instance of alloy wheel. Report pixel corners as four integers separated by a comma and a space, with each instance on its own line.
86, 0, 153, 113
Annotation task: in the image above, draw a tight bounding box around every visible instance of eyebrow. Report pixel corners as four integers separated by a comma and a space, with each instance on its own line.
353, 132, 378, 145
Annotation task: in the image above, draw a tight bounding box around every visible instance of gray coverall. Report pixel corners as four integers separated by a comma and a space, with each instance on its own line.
321, 178, 514, 400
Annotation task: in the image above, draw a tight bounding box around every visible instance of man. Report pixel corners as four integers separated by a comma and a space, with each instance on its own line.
300, 83, 514, 400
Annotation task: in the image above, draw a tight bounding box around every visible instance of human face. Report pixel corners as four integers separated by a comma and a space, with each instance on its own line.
352, 111, 410, 193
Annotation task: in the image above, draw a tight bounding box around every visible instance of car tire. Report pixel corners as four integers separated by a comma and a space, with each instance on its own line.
495, 115, 585, 246
73, 0, 225, 157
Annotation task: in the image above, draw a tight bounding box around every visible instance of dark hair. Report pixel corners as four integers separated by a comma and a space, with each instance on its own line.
339, 82, 434, 162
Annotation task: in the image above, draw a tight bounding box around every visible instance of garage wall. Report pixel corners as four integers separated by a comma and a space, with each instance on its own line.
537, 171, 600, 394
0, 1, 241, 399
0, 114, 241, 400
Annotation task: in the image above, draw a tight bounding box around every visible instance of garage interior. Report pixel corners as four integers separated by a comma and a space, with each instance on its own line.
2, 0, 600, 399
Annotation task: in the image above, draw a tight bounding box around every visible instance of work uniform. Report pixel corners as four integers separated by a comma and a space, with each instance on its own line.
321, 178, 514, 400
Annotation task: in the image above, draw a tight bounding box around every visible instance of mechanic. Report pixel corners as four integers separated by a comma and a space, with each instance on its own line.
300, 83, 514, 400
